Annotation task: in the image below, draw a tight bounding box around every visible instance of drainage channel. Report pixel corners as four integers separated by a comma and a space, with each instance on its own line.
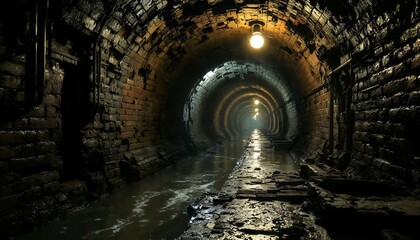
16, 140, 248, 240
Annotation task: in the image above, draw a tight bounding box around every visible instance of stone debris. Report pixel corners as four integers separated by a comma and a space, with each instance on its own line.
179, 130, 330, 239
180, 130, 420, 239
305, 170, 420, 239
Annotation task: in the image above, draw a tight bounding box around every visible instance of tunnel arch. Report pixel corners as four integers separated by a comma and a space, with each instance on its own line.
1, 1, 419, 237
47, 0, 419, 184
183, 61, 299, 147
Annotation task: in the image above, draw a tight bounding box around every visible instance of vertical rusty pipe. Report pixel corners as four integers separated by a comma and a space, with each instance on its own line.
326, 58, 351, 154
93, 0, 120, 108
329, 76, 334, 154
26, 0, 38, 106
27, 0, 48, 106
97, 47, 101, 104
345, 60, 353, 154
36, 0, 48, 105
345, 85, 352, 153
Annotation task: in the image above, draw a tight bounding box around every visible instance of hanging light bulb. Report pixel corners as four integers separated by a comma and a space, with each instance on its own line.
250, 22, 264, 49
254, 99, 259, 105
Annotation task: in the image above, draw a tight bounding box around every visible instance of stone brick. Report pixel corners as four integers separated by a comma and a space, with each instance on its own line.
59, 180, 88, 197
411, 53, 420, 70
383, 77, 417, 96
34, 141, 56, 155
390, 92, 409, 106
13, 119, 29, 129
389, 106, 420, 123
29, 118, 58, 129
23, 186, 43, 201
34, 171, 60, 185
46, 107, 58, 117
0, 62, 25, 76
378, 147, 396, 162
0, 75, 22, 89
386, 137, 409, 152
371, 158, 386, 169
0, 194, 23, 213
0, 131, 34, 145
43, 181, 60, 194
408, 90, 420, 105
1, 175, 37, 196
0, 146, 15, 160
387, 123, 406, 137
377, 67, 393, 83
14, 144, 35, 158
27, 107, 46, 118
368, 134, 384, 146
43, 94, 60, 106
0, 162, 8, 174
9, 156, 49, 174
0, 172, 21, 186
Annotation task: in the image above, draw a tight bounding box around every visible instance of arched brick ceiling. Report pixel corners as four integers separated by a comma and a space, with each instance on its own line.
60, 0, 346, 88
58, 0, 360, 145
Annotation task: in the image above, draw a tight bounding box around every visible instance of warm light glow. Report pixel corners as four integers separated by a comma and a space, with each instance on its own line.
254, 100, 260, 105
253, 115, 257, 120
250, 32, 264, 49
256, 112, 259, 115
255, 108, 259, 112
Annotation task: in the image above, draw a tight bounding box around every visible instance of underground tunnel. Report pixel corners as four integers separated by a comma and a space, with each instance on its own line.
0, 0, 419, 239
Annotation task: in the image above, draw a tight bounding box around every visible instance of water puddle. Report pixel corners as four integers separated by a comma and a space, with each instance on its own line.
16, 141, 247, 240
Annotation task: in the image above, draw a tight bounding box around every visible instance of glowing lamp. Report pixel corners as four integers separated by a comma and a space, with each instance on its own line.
250, 22, 265, 49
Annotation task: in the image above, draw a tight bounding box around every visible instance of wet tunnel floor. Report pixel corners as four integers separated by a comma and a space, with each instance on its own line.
16, 131, 300, 240
180, 130, 328, 239
14, 132, 420, 240
15, 140, 249, 240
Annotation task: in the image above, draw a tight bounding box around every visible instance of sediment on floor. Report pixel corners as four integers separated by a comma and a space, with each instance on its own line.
179, 130, 330, 239
179, 130, 420, 239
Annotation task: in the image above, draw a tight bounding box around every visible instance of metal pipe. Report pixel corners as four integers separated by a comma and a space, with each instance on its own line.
360, 84, 379, 93
329, 77, 334, 154
93, 0, 120, 108
26, 0, 48, 107
26, 0, 38, 107
301, 82, 329, 99
345, 59, 353, 155
327, 58, 352, 76
36, 0, 48, 105
301, 58, 353, 100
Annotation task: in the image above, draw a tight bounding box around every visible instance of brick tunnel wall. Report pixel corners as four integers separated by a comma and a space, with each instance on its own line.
294, 1, 420, 186
343, 3, 420, 185
0, 3, 188, 235
293, 88, 335, 160
0, 60, 68, 232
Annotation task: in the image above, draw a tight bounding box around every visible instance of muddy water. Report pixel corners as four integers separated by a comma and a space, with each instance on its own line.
16, 141, 247, 240
16, 138, 299, 240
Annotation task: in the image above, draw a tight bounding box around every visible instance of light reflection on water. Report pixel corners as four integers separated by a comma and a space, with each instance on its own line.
16, 137, 299, 240
16, 141, 246, 240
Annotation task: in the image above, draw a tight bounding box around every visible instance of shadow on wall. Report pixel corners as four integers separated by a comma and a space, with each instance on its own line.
60, 57, 96, 180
